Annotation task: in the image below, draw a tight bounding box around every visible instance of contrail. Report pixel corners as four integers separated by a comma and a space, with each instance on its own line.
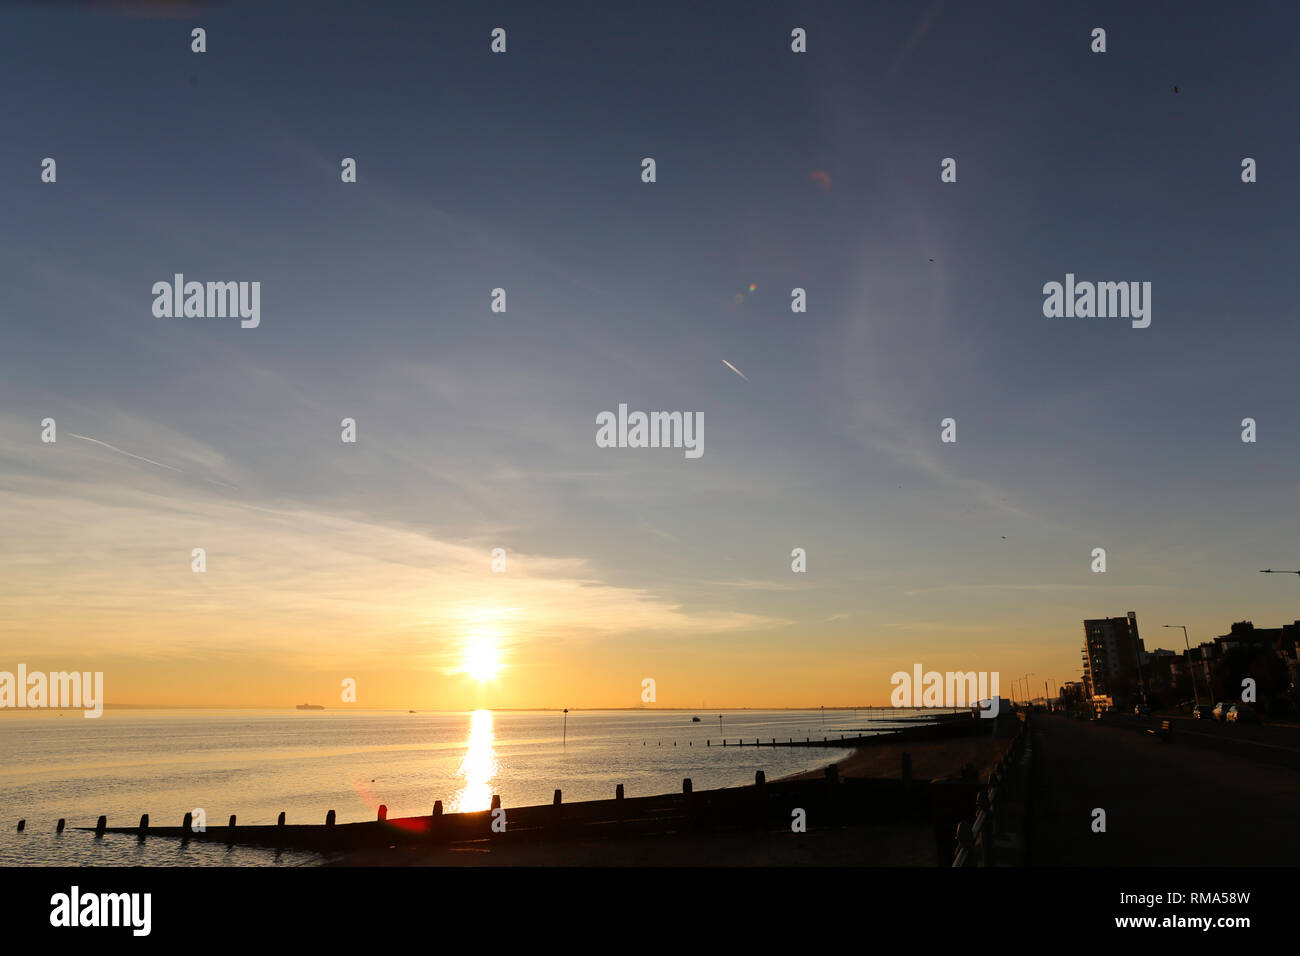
68, 433, 239, 489
68, 434, 184, 473
722, 359, 751, 382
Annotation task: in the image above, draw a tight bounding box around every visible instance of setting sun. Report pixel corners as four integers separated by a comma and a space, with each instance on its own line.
455, 607, 509, 682
463, 633, 502, 681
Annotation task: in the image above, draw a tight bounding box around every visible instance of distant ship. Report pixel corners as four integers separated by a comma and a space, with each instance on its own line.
691, 716, 701, 722
295, 703, 324, 710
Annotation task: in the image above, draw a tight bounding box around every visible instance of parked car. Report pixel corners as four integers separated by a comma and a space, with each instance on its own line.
1226, 703, 1260, 724
1192, 704, 1214, 719
1212, 701, 1231, 721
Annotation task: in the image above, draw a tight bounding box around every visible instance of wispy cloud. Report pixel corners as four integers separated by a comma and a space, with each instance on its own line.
902, 583, 1174, 597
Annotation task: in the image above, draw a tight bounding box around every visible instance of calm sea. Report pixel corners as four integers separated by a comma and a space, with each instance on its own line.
0, 708, 943, 866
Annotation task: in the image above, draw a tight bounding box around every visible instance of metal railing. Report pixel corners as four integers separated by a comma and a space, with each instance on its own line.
952, 714, 1029, 867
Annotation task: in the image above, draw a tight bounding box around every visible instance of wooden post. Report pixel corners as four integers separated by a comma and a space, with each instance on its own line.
56, 818, 66, 833
326, 809, 336, 827
429, 801, 444, 843
754, 768, 770, 828
551, 788, 564, 836
227, 815, 236, 844
377, 805, 387, 822
682, 778, 693, 795
277, 811, 286, 827
615, 784, 624, 800
978, 791, 995, 867
954, 820, 974, 866
489, 794, 503, 840
16, 819, 24, 832
95, 815, 106, 837
181, 812, 192, 841
137, 814, 148, 840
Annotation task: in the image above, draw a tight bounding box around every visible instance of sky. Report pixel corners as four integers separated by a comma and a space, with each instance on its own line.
2, 0, 1299, 710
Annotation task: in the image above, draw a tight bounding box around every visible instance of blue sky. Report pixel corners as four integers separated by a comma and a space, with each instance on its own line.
2, 1, 1298, 707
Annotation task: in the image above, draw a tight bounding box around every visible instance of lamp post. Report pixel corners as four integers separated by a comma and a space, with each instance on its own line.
1163, 624, 1202, 708
1022, 673, 1034, 708
562, 708, 568, 746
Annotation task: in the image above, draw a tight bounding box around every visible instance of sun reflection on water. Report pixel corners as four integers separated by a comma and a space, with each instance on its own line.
451, 709, 497, 812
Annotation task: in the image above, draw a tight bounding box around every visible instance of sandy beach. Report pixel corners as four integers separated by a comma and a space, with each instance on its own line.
780, 731, 1010, 782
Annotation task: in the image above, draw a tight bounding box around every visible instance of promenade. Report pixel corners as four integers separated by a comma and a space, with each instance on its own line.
1029, 713, 1300, 865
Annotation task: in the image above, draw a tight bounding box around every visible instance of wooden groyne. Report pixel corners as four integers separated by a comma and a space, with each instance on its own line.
25, 712, 1018, 864
711, 711, 980, 749
71, 765, 930, 854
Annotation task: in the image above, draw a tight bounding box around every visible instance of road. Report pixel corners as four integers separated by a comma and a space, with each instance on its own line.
1029, 713, 1300, 865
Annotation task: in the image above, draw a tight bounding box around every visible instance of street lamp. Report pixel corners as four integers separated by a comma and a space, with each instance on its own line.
1163, 624, 1202, 708
1022, 673, 1034, 707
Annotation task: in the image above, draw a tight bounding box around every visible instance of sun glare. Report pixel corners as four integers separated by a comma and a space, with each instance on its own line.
463, 633, 502, 682
455, 608, 509, 682
452, 709, 497, 812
